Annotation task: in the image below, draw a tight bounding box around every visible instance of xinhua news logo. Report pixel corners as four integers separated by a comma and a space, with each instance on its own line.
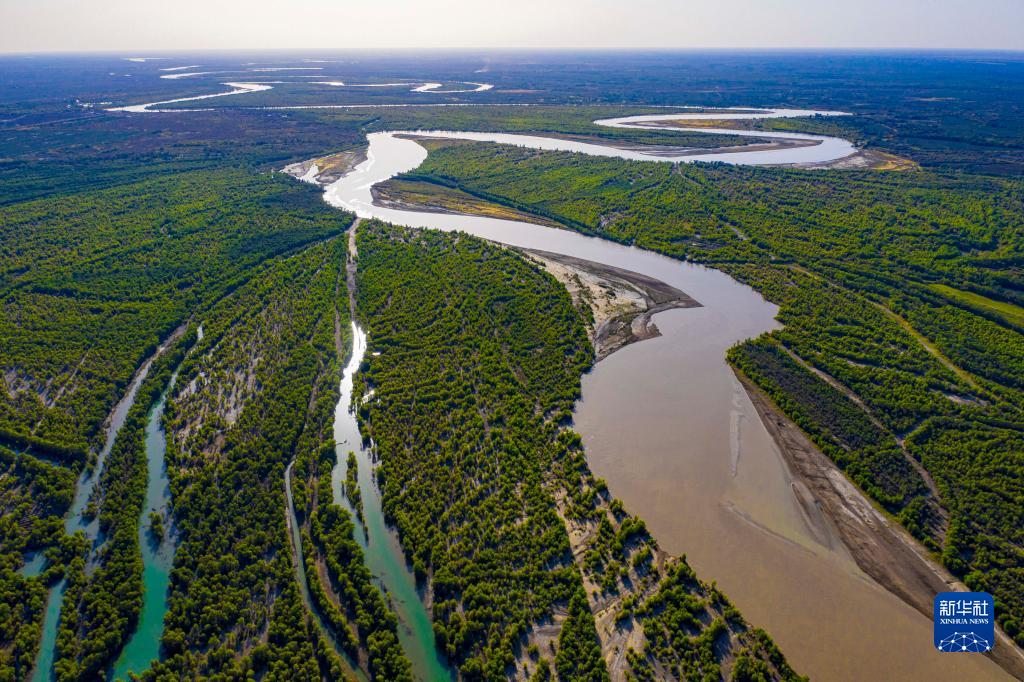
934, 592, 995, 653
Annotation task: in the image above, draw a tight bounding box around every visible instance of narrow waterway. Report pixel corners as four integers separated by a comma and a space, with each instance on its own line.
32, 341, 169, 682
284, 459, 368, 682
331, 321, 453, 682
317, 122, 1008, 681
110, 371, 179, 680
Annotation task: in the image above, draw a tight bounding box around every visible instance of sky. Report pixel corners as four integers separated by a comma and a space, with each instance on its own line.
2, 0, 1023, 53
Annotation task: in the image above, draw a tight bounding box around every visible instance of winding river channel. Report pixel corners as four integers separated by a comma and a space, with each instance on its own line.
330, 322, 453, 681
316, 111, 1008, 681
91, 91, 1011, 679
110, 371, 180, 679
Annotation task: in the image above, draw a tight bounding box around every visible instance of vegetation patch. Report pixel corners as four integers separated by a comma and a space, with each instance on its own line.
0, 170, 348, 457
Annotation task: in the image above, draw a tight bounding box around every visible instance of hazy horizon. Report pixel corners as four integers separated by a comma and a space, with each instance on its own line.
2, 0, 1023, 54
6, 47, 1024, 56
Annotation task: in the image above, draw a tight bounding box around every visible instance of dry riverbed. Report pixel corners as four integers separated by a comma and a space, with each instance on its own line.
282, 147, 368, 185
521, 249, 700, 360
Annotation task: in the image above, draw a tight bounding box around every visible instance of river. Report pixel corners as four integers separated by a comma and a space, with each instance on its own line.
330, 320, 453, 681
284, 316, 451, 682
317, 114, 1008, 681
110, 371, 179, 679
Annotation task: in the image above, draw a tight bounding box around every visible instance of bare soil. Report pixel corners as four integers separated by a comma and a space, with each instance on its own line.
282, 147, 368, 185
521, 249, 700, 360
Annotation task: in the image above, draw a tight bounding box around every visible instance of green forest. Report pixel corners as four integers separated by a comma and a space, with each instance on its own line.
354, 221, 803, 680
355, 221, 597, 680
147, 238, 351, 679
0, 170, 347, 459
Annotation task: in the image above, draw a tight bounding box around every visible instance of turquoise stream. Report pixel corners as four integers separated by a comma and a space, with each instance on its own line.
331, 320, 454, 681
110, 372, 178, 679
